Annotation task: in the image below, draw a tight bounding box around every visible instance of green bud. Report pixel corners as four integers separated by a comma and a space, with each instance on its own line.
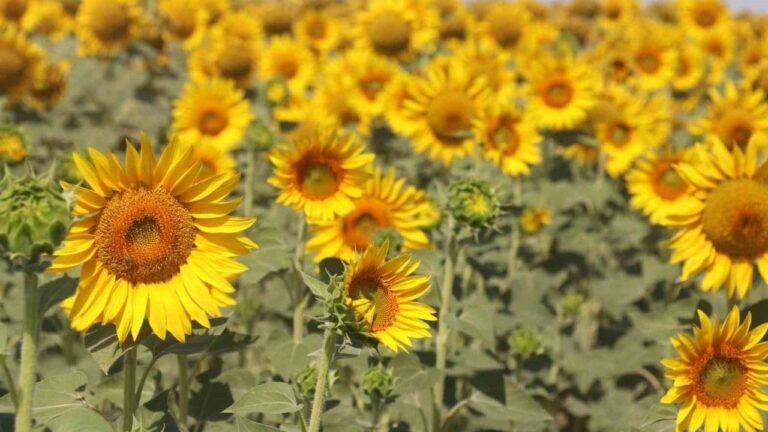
509, 328, 541, 360
562, 292, 585, 317
248, 122, 275, 152
295, 363, 318, 398
363, 365, 393, 398
0, 125, 27, 164
0, 165, 70, 263
370, 228, 403, 257
447, 179, 500, 229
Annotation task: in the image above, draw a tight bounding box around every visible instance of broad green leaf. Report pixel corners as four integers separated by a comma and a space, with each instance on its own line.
225, 382, 302, 415
47, 407, 111, 432
38, 276, 77, 315
235, 416, 283, 432
240, 226, 292, 284
32, 371, 88, 423
301, 271, 329, 300
84, 325, 122, 374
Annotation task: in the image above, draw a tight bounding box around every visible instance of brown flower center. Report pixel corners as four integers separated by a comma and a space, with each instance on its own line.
198, 110, 228, 136
1, 0, 27, 21
342, 199, 392, 249
702, 179, 768, 259
694, 7, 718, 28
367, 11, 411, 56
694, 354, 747, 408
426, 90, 475, 144
651, 164, 688, 200
95, 188, 196, 284
90, 2, 131, 42
487, 118, 520, 156
0, 47, 25, 88
348, 276, 399, 331
636, 50, 661, 74
541, 77, 574, 108
488, 13, 521, 48
297, 159, 339, 200
605, 122, 632, 147
217, 47, 254, 81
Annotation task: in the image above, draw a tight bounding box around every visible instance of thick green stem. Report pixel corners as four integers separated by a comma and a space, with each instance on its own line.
1, 356, 17, 409
293, 214, 307, 343
433, 221, 458, 431
177, 355, 189, 430
307, 327, 335, 432
15, 272, 38, 432
244, 147, 256, 217
123, 348, 137, 432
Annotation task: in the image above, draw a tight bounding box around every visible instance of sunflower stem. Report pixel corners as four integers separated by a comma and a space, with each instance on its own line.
15, 271, 39, 432
134, 355, 158, 404
244, 146, 256, 217
123, 347, 137, 432
177, 354, 189, 430
1, 356, 17, 409
433, 218, 458, 432
506, 180, 523, 288
308, 326, 335, 432
293, 214, 307, 343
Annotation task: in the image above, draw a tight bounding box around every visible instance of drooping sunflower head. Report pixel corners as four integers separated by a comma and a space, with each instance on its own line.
353, 0, 439, 60
661, 307, 768, 432
49, 135, 257, 342
172, 78, 254, 150
260, 36, 316, 96
691, 82, 768, 151
268, 129, 375, 222
401, 57, 490, 166
75, 0, 143, 57
0, 28, 44, 102
479, 103, 542, 177
28, 60, 70, 112
20, 0, 73, 41
526, 53, 599, 131
306, 167, 432, 262
343, 241, 436, 352
626, 148, 693, 225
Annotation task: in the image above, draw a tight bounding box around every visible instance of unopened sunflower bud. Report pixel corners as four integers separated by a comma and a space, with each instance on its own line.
363, 365, 393, 398
510, 328, 541, 360
0, 126, 27, 164
370, 228, 403, 257
295, 363, 318, 398
447, 179, 500, 228
248, 122, 275, 152
0, 166, 70, 262
562, 293, 585, 317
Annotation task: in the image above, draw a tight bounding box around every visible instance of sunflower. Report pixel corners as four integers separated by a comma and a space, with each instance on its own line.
171, 78, 254, 151
28, 60, 69, 112
309, 80, 374, 137
520, 207, 551, 234
381, 73, 418, 137
597, 0, 638, 30
558, 142, 598, 166
267, 129, 375, 222
626, 149, 693, 225
157, 0, 208, 51
672, 44, 706, 93
744, 59, 768, 96
0, 127, 25, 163
677, 0, 731, 37
21, 0, 73, 41
323, 49, 399, 118
525, 53, 599, 131
661, 307, 768, 432
353, 0, 439, 61
690, 83, 768, 152
699, 26, 735, 85
244, 0, 298, 37
626, 23, 678, 91
343, 241, 436, 352
663, 136, 768, 299
452, 38, 518, 105
188, 37, 260, 88
75, 0, 143, 57
207, 10, 262, 46
294, 10, 341, 53
400, 57, 490, 166
49, 135, 257, 342
479, 103, 542, 177
0, 0, 29, 27
306, 167, 432, 262
478, 2, 532, 53
0, 28, 45, 102
260, 36, 316, 96
437, 3, 478, 48
191, 142, 235, 178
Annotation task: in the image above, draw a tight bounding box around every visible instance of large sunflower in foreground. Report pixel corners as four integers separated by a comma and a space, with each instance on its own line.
49, 136, 257, 342
478, 103, 542, 177
525, 53, 599, 131
75, 0, 143, 57
306, 167, 432, 262
626, 148, 693, 225
267, 129, 375, 222
661, 307, 768, 432
0, 28, 45, 102
344, 241, 436, 352
172, 78, 253, 150
400, 57, 490, 166
690, 82, 768, 151
663, 136, 768, 299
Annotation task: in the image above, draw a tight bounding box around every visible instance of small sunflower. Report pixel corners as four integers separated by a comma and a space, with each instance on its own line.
157, 0, 208, 51
260, 36, 316, 96
21, 0, 73, 41
452, 38, 518, 105
690, 82, 768, 151
672, 44, 706, 93
381, 73, 418, 137
677, 0, 731, 37
699, 26, 735, 85
0, 0, 29, 27
244, 0, 297, 36
309, 80, 374, 137
479, 103, 542, 177
437, 3, 478, 48
0, 126, 26, 163
400, 57, 490, 166
172, 78, 254, 151
191, 142, 236, 178
267, 129, 375, 222
344, 241, 436, 352
626, 149, 693, 225
520, 207, 551, 234
478, 2, 532, 54
75, 0, 143, 57
306, 167, 432, 263
189, 37, 260, 88
526, 53, 599, 131
294, 10, 341, 53
28, 60, 69, 112
353, 0, 439, 61
663, 136, 768, 299
0, 28, 45, 102
627, 23, 678, 91
324, 49, 400, 118
597, 0, 639, 30
49, 135, 257, 342
661, 307, 768, 432
207, 10, 262, 46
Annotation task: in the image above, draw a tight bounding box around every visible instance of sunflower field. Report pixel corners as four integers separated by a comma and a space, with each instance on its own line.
5, 0, 768, 431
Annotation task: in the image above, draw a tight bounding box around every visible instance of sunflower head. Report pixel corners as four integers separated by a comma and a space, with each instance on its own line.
0, 0, 29, 25
0, 28, 45, 102
520, 207, 551, 234
343, 241, 436, 352
0, 125, 26, 163
447, 179, 500, 229
76, 0, 143, 57
661, 307, 768, 432
29, 60, 69, 112
0, 165, 70, 263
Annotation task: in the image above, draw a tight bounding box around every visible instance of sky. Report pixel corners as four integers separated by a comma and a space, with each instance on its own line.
728, 0, 768, 11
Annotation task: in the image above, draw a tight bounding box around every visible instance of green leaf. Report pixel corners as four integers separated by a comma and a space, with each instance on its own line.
468, 387, 552, 424
240, 226, 292, 284
84, 325, 122, 375
38, 276, 77, 315
225, 382, 302, 415
235, 416, 283, 432
301, 271, 329, 300
47, 407, 111, 432
32, 371, 88, 423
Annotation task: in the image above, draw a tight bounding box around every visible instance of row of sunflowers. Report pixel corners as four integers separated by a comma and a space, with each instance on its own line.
2, 0, 768, 431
